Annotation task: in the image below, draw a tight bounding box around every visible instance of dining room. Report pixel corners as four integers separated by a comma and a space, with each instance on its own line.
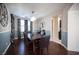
1, 3, 79, 55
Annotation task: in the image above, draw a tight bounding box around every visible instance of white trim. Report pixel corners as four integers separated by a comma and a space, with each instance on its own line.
68, 48, 79, 52
2, 43, 11, 55
59, 42, 67, 50
0, 31, 11, 33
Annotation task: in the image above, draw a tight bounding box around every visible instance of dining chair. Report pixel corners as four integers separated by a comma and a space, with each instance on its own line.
33, 38, 41, 54
33, 35, 50, 55
40, 35, 50, 54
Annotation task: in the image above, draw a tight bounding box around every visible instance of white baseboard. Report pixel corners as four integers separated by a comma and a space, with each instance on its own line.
2, 43, 11, 55
68, 48, 79, 52
59, 43, 67, 50
53, 40, 67, 50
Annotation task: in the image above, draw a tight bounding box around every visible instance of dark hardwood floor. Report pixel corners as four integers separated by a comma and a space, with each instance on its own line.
5, 39, 79, 55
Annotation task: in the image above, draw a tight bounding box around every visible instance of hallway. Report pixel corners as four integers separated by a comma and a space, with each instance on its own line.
5, 39, 79, 55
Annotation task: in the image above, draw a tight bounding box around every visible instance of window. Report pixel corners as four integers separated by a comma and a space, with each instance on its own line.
20, 20, 24, 32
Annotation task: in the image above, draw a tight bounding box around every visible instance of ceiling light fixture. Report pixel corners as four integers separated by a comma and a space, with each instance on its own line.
31, 16, 36, 21
30, 11, 36, 21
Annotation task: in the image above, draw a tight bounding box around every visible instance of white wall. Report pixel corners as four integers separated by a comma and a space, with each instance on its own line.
60, 4, 73, 47
61, 4, 72, 32
60, 4, 73, 33
68, 4, 79, 52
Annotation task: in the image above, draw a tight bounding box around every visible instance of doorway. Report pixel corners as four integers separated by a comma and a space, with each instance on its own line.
52, 16, 62, 44
58, 17, 62, 43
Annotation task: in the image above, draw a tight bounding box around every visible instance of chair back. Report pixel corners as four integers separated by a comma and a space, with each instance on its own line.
40, 35, 50, 48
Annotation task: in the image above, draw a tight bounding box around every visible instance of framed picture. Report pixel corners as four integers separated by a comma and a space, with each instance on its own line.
41, 22, 43, 28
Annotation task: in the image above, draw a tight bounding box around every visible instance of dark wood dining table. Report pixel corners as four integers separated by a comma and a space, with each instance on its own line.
27, 33, 42, 40
27, 33, 43, 53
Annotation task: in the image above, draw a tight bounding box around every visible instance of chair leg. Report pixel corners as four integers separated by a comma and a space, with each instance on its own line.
40, 48, 43, 55
47, 47, 49, 54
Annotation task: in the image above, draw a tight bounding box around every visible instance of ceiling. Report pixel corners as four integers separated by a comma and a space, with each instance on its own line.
6, 3, 72, 19
69, 3, 79, 11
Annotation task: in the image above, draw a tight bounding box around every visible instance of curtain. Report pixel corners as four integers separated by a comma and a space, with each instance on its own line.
30, 21, 33, 39
24, 20, 28, 33
30, 21, 32, 33
10, 14, 15, 43
24, 20, 28, 40
24, 20, 33, 39
17, 19, 21, 39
